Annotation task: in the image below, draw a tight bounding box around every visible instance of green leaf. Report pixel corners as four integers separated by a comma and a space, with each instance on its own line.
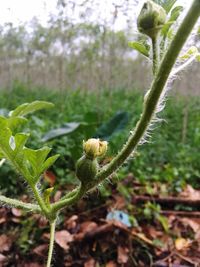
0, 129, 31, 179
41, 154, 60, 173
0, 116, 8, 128
23, 147, 51, 176
7, 117, 28, 132
94, 111, 129, 140
13, 133, 30, 156
161, 6, 183, 36
0, 127, 13, 156
162, 0, 177, 13
42, 122, 81, 142
10, 101, 54, 117
23, 147, 59, 183
128, 41, 149, 57
0, 119, 58, 185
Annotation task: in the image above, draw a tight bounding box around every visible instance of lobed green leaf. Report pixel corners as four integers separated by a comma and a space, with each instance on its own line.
9, 101, 54, 117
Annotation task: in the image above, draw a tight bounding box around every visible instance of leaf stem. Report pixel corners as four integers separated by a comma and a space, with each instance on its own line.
51, 184, 86, 213
46, 219, 56, 267
31, 185, 49, 216
0, 195, 40, 212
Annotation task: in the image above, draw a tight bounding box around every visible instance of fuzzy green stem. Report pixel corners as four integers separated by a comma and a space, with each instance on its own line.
152, 36, 159, 75
31, 185, 49, 216
95, 0, 200, 184
51, 184, 86, 213
47, 220, 56, 267
0, 195, 40, 212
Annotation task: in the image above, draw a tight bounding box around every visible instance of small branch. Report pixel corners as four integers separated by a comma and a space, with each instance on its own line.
0, 195, 40, 212
51, 184, 86, 213
46, 220, 56, 267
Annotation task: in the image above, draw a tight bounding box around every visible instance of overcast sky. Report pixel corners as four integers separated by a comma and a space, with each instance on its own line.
0, 0, 190, 30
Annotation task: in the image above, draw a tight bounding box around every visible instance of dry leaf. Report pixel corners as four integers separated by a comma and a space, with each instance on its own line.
84, 258, 96, 267
54, 190, 62, 202
75, 221, 98, 241
55, 230, 73, 251
175, 237, 191, 251
33, 244, 48, 257
11, 208, 22, 217
0, 218, 6, 224
180, 185, 200, 199
106, 261, 117, 267
0, 235, 12, 253
80, 221, 98, 234
65, 215, 78, 229
117, 246, 129, 264
179, 218, 200, 233
23, 263, 43, 267
44, 170, 56, 186
0, 254, 6, 263
112, 195, 126, 209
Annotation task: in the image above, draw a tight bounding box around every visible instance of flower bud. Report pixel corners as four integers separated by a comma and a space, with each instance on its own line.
76, 155, 98, 186
137, 1, 166, 39
83, 138, 108, 159
76, 138, 108, 187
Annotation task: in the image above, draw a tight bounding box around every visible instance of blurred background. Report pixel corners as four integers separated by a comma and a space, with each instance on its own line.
0, 1, 200, 266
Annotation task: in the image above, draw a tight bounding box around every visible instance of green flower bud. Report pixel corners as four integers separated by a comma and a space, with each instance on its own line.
137, 0, 167, 39
76, 155, 98, 186
76, 138, 108, 187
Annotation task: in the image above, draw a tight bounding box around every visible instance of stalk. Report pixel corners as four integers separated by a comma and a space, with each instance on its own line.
0, 195, 40, 212
46, 220, 56, 267
152, 35, 159, 75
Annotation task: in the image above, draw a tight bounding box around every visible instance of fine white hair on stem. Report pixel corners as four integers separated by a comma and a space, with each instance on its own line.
172, 54, 197, 76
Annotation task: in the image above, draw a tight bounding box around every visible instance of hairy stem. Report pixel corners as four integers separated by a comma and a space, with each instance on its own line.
31, 185, 49, 216
51, 184, 86, 213
0, 195, 40, 212
152, 36, 159, 75
47, 220, 56, 267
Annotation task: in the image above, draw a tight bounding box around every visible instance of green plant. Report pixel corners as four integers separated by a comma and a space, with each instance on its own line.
0, 1, 200, 266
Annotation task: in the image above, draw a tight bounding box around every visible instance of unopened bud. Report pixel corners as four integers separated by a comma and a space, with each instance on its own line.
76, 138, 108, 187
76, 156, 98, 186
137, 0, 166, 39
83, 138, 108, 159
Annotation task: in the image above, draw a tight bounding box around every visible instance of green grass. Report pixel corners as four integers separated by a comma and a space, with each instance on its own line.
0, 82, 199, 196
